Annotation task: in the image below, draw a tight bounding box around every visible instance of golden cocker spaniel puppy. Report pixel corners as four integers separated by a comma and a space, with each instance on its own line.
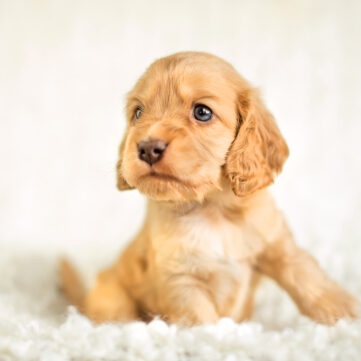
61, 52, 359, 326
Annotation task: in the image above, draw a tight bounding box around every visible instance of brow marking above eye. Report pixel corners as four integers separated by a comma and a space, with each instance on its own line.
128, 96, 144, 108
193, 95, 219, 103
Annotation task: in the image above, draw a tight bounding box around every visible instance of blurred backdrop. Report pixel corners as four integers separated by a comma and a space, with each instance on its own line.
1, 0, 360, 275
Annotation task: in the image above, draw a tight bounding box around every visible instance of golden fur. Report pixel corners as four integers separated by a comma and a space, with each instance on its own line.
60, 52, 359, 326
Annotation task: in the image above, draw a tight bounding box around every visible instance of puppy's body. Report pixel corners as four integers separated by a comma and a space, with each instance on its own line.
61, 52, 358, 326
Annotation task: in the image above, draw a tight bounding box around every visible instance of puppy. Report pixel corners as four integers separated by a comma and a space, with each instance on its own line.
61, 51, 359, 326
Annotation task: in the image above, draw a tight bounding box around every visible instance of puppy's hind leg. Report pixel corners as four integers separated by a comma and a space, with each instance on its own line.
84, 267, 138, 323
60, 259, 138, 323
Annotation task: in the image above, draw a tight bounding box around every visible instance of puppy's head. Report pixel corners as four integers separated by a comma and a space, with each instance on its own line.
117, 52, 288, 202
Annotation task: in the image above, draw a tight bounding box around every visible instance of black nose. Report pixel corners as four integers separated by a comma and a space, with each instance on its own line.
138, 139, 168, 165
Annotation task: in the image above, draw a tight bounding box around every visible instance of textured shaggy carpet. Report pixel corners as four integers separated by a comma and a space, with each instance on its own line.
0, 246, 360, 361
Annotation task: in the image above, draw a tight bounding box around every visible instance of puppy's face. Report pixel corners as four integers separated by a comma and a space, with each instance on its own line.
117, 52, 289, 202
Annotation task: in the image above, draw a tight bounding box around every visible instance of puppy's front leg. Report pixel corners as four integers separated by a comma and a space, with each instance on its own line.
246, 194, 359, 325
255, 219, 359, 324
159, 274, 219, 326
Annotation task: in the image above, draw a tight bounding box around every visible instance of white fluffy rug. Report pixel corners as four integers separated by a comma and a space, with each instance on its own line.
0, 246, 360, 361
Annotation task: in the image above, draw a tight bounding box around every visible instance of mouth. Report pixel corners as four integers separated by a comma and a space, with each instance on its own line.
135, 170, 215, 202
136, 171, 196, 201
140, 172, 185, 184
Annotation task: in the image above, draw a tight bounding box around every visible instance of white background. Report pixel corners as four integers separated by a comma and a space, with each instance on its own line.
1, 0, 360, 275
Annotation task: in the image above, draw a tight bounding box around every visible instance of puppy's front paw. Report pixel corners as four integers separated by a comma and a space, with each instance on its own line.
301, 284, 359, 325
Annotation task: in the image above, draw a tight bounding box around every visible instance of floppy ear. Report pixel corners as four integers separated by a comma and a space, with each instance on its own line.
116, 131, 134, 191
225, 89, 289, 197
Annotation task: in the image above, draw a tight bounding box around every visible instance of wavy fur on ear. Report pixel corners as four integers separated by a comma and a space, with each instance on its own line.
225, 89, 289, 197
116, 135, 134, 191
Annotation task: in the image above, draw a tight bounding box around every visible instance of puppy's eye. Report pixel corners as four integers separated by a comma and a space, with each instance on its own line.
193, 104, 212, 122
135, 107, 143, 120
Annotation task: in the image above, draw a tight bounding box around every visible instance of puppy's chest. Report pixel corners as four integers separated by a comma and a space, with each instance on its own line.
179, 211, 262, 261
